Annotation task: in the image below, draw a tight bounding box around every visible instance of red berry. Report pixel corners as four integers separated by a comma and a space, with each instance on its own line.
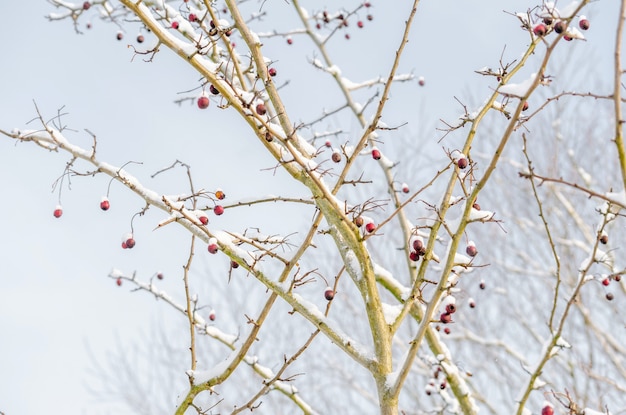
209, 309, 216, 321
365, 222, 376, 233
231, 260, 239, 269
116, 277, 122, 286
440, 313, 452, 324
345, 33, 350, 40
600, 234, 608, 244
613, 274, 621, 282
198, 214, 209, 225
197, 95, 210, 109
215, 189, 226, 200
473, 202, 481, 210
469, 298, 476, 308
208, 238, 219, 254
53, 206, 63, 218
357, 21, 364, 28
367, 14, 373, 21
457, 157, 468, 169
136, 34, 144, 43
364, 2, 371, 7
371, 148, 381, 160
564, 35, 573, 41
188, 13, 197, 22
418, 76, 425, 86
554, 21, 566, 34
542, 405, 554, 415
157, 272, 164, 280
401, 183, 410, 193
324, 140, 332, 148
287, 37, 293, 45
256, 103, 267, 115
533, 23, 547, 37
125, 238, 136, 249
214, 205, 224, 215
268, 67, 277, 77
602, 277, 610, 286
209, 84, 219, 95
121, 241, 127, 249
116, 32, 123, 40
100, 198, 110, 211
479, 280, 486, 290
445, 303, 457, 314
331, 150, 342, 163
466, 244, 478, 257
409, 251, 420, 261
171, 21, 179, 29
86, 22, 92, 29
543, 17, 553, 26
324, 287, 335, 301
522, 101, 529, 111
579, 17, 590, 30
83, 1, 91, 10
606, 292, 614, 301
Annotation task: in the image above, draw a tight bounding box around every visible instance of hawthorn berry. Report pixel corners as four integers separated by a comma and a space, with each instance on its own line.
331, 150, 342, 163
600, 234, 608, 244
533, 23, 547, 37
456, 157, 468, 169
208, 238, 219, 254
443, 327, 451, 335
136, 34, 144, 43
215, 189, 226, 200
214, 205, 224, 215
171, 21, 179, 29
198, 214, 209, 225
324, 139, 332, 148
231, 260, 239, 269
606, 292, 614, 301
409, 251, 420, 261
357, 21, 364, 28
613, 274, 622, 282
543, 17, 553, 26
602, 277, 610, 287
522, 101, 529, 111
367, 14, 373, 21
324, 286, 335, 301
287, 37, 293, 45
83, 1, 91, 10
157, 272, 164, 280
564, 35, 573, 41
445, 303, 457, 314
354, 216, 364, 227
268, 67, 277, 77
116, 277, 122, 286
418, 76, 425, 86
209, 84, 219, 95
554, 21, 566, 34
125, 237, 136, 249
440, 313, 452, 324
116, 31, 123, 40
466, 242, 478, 257
365, 222, 377, 233
579, 16, 590, 30
468, 298, 476, 308
363, 2, 371, 7
479, 280, 486, 290
541, 404, 554, 415
401, 183, 410, 193
188, 13, 197, 22
345, 33, 350, 40
371, 148, 381, 160
100, 197, 110, 211
53, 206, 63, 218
197, 95, 210, 109
209, 309, 216, 321
256, 103, 267, 115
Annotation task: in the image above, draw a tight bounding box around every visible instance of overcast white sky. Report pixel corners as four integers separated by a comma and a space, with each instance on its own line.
0, 1, 617, 414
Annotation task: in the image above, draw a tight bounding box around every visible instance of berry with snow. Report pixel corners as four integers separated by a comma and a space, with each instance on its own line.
612, 274, 622, 282
541, 404, 554, 415
324, 286, 335, 301
357, 21, 364, 28
188, 13, 197, 22
209, 309, 216, 321
401, 183, 410, 193
468, 298, 476, 308
198, 213, 209, 225
409, 251, 420, 261
522, 101, 529, 111
324, 139, 332, 148
479, 280, 486, 290
418, 76, 425, 86
466, 242, 478, 257
125, 237, 136, 249
600, 234, 608, 244
231, 260, 239, 269
287, 37, 293, 45
197, 95, 210, 109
